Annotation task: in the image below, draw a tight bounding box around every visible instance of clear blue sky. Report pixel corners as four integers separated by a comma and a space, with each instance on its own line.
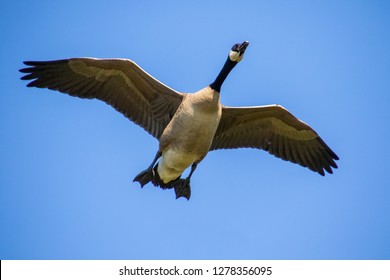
1, 0, 389, 259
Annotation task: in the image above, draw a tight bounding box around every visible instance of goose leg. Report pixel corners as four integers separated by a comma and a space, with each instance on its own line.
133, 151, 162, 187
172, 163, 198, 200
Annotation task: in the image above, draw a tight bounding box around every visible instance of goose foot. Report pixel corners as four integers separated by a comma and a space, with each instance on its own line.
133, 169, 154, 188
133, 151, 162, 188
172, 179, 191, 200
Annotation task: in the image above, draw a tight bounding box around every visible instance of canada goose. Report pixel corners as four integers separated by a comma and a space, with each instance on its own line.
20, 41, 338, 200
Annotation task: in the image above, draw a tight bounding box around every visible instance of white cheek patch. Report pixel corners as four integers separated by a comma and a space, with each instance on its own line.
229, 50, 243, 62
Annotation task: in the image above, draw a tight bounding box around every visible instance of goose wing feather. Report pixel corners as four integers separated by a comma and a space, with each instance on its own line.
20, 58, 184, 139
210, 104, 339, 175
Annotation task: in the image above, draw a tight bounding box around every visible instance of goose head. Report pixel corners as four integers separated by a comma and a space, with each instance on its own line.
228, 41, 249, 62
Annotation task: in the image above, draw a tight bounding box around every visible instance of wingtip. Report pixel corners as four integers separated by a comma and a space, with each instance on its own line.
19, 62, 36, 78
19, 65, 33, 74
22, 61, 38, 66
20, 73, 32, 80
318, 169, 325, 176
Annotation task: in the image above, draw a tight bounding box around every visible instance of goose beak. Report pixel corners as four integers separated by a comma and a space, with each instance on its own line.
238, 41, 249, 53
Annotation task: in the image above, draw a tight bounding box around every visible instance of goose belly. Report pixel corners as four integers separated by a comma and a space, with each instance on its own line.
157, 91, 222, 184
157, 149, 199, 183
157, 112, 220, 184
157, 125, 217, 183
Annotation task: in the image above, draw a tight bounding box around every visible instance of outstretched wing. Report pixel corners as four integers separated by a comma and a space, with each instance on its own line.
210, 105, 339, 175
20, 58, 184, 139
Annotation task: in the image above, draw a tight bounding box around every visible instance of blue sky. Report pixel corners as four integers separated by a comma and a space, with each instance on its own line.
1, 0, 389, 259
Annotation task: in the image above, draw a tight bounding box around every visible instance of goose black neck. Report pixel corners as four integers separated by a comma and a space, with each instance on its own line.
209, 57, 237, 92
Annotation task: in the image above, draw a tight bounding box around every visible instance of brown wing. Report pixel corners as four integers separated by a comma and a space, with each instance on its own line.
20, 58, 184, 139
210, 104, 339, 175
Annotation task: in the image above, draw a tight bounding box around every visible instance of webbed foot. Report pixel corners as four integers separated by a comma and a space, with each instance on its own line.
172, 179, 191, 200
133, 169, 154, 188
133, 151, 162, 188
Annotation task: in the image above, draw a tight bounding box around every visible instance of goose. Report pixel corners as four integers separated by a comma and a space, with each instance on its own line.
20, 41, 338, 200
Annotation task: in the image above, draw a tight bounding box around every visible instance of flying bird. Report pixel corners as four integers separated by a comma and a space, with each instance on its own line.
20, 41, 338, 200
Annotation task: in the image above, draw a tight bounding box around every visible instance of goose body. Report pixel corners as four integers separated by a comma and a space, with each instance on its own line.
158, 87, 222, 184
20, 41, 339, 200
